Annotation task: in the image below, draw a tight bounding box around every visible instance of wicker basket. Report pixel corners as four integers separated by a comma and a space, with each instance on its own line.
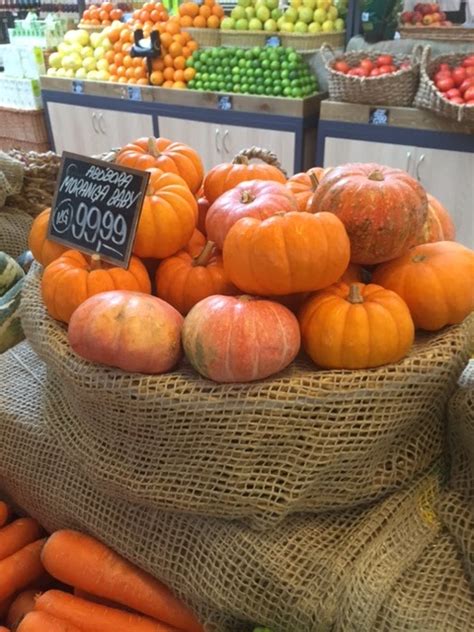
220, 29, 271, 48
321, 43, 423, 107
0, 108, 49, 148
399, 25, 474, 43
281, 30, 345, 53
78, 23, 106, 33
415, 47, 474, 127
183, 27, 220, 48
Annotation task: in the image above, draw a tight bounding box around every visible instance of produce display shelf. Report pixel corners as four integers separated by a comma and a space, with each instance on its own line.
399, 26, 474, 43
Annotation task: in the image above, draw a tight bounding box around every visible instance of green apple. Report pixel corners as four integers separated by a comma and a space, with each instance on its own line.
256, 6, 270, 22
264, 18, 278, 31
298, 6, 314, 23
46, 67, 57, 76
89, 32, 104, 48
81, 46, 93, 58
271, 8, 282, 20
294, 20, 309, 32
266, 0, 279, 10
277, 16, 286, 29
231, 6, 246, 20
96, 70, 110, 81
75, 67, 87, 79
284, 7, 298, 23
82, 56, 97, 71
56, 68, 67, 77
221, 17, 235, 29
248, 17, 263, 30
48, 52, 63, 69
93, 46, 105, 60
327, 6, 338, 20
245, 7, 256, 19
235, 18, 249, 30
302, 0, 317, 9
237, 0, 251, 7
322, 19, 334, 32
96, 58, 109, 71
280, 20, 295, 32
308, 21, 322, 32
335, 17, 345, 31
313, 8, 327, 23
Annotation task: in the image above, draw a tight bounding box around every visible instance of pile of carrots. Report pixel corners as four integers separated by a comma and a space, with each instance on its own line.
0, 501, 203, 632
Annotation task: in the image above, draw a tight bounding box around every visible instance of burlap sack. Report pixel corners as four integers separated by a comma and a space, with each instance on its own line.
0, 208, 33, 258
1, 342, 473, 632
20, 264, 472, 529
0, 152, 24, 208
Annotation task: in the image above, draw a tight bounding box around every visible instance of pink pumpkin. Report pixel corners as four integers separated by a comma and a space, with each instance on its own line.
182, 295, 301, 383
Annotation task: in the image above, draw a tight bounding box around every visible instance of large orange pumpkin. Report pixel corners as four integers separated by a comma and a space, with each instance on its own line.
299, 282, 414, 369
182, 294, 301, 382
286, 167, 328, 211
206, 180, 298, 250
416, 193, 456, 244
133, 168, 197, 259
203, 146, 287, 205
223, 211, 350, 295
310, 163, 428, 265
116, 137, 204, 194
28, 208, 67, 266
68, 291, 183, 374
155, 241, 238, 315
42, 250, 151, 324
372, 241, 474, 331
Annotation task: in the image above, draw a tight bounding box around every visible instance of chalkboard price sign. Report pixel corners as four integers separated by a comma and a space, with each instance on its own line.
48, 152, 150, 268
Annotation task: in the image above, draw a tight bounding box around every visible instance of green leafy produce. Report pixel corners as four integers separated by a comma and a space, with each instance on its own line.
186, 46, 318, 99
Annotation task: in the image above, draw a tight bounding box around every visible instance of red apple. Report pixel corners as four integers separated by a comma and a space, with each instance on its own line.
464, 86, 474, 101
459, 78, 474, 95
421, 4, 433, 15
446, 88, 461, 99
369, 68, 381, 77
401, 11, 414, 24
423, 15, 433, 25
334, 61, 350, 73
359, 59, 374, 73
434, 70, 452, 82
465, 100, 474, 106
376, 55, 393, 67
412, 12, 423, 23
463, 56, 474, 68
449, 96, 465, 104
452, 67, 466, 86
414, 3, 425, 12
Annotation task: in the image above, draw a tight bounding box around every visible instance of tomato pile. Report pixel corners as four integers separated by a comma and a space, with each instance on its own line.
433, 55, 474, 105
333, 54, 410, 78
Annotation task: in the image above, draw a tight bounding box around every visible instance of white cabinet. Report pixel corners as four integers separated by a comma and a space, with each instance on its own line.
158, 116, 296, 176
46, 102, 153, 156
324, 138, 413, 172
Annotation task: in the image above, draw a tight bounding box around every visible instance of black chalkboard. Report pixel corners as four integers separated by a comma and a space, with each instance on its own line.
48, 152, 150, 268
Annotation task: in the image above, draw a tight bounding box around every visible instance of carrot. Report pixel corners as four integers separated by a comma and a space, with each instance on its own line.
42, 531, 203, 632
0, 539, 46, 602
6, 590, 38, 630
73, 588, 135, 613
17, 611, 83, 632
0, 502, 10, 528
35, 591, 182, 632
0, 626, 11, 632
0, 519, 42, 562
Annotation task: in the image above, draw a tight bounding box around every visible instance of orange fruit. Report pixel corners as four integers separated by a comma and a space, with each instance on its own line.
173, 80, 186, 89
193, 15, 206, 28
89, 8, 100, 20
180, 31, 191, 43
152, 58, 165, 71
113, 41, 122, 52
109, 63, 117, 75
99, 9, 108, 21
105, 50, 115, 63
139, 10, 150, 22
207, 15, 220, 28
204, 0, 215, 6
137, 77, 149, 86
179, 15, 193, 27
163, 80, 174, 88
182, 46, 191, 58
125, 67, 135, 79
150, 70, 164, 85
110, 8, 122, 20
134, 66, 146, 79
173, 55, 186, 70
118, 76, 127, 83
91, 18, 100, 25
160, 32, 173, 49
107, 28, 121, 43
83, 9, 91, 20
123, 54, 133, 68
102, 2, 113, 11
188, 40, 199, 52
183, 67, 196, 81
165, 20, 180, 35
116, 65, 126, 77
199, 5, 211, 19
119, 28, 131, 42
212, 5, 224, 18
163, 67, 175, 81
127, 77, 137, 84
164, 54, 174, 67
168, 42, 182, 58
143, 2, 155, 12
150, 9, 161, 22
109, 74, 119, 82
173, 69, 185, 82
114, 52, 124, 65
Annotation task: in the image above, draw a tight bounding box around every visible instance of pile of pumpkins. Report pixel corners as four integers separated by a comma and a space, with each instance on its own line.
23, 137, 474, 382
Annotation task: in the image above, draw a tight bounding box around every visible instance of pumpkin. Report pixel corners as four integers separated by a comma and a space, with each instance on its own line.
340, 263, 365, 284
203, 146, 287, 205
299, 282, 414, 369
310, 163, 428, 265
68, 290, 183, 374
286, 167, 328, 211
186, 228, 206, 254
116, 137, 204, 194
0, 276, 25, 354
156, 241, 238, 315
372, 241, 474, 331
197, 196, 209, 234
42, 250, 151, 324
182, 294, 301, 383
132, 168, 197, 259
0, 252, 24, 297
28, 209, 67, 267
416, 193, 456, 244
223, 211, 350, 295
206, 180, 298, 250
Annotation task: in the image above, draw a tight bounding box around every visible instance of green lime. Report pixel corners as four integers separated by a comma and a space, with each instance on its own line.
195, 81, 203, 90
233, 84, 241, 93
202, 82, 209, 91
272, 85, 282, 96
283, 86, 291, 97
254, 68, 263, 78
256, 85, 265, 95
261, 59, 270, 70
241, 82, 249, 93
270, 60, 279, 71
291, 87, 302, 98
264, 77, 272, 87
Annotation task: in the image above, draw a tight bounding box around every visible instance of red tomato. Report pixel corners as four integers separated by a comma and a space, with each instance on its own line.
445, 88, 461, 99
459, 78, 474, 94
464, 86, 474, 101
347, 68, 364, 77
370, 68, 381, 77
376, 55, 393, 67
334, 61, 350, 74
436, 77, 455, 92
359, 59, 374, 73
451, 67, 466, 86
462, 56, 474, 68
378, 65, 393, 74
449, 96, 465, 104
388, 65, 398, 73
434, 70, 452, 82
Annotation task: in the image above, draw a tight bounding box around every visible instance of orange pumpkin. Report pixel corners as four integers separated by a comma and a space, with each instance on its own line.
182, 294, 301, 382
28, 208, 67, 266
372, 241, 474, 331
116, 137, 204, 194
133, 168, 197, 259
68, 291, 183, 374
310, 163, 428, 265
416, 193, 456, 244
299, 282, 414, 369
156, 241, 237, 315
197, 196, 209, 234
286, 167, 327, 211
223, 211, 350, 295
42, 250, 151, 324
203, 147, 287, 205
206, 180, 298, 250
185, 228, 206, 254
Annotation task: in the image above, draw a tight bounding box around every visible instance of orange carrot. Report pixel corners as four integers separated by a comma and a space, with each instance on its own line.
17, 611, 83, 632
35, 591, 181, 632
7, 590, 38, 629
73, 588, 134, 613
42, 531, 203, 632
0, 502, 10, 528
0, 539, 46, 602
0, 519, 42, 562
0, 626, 11, 632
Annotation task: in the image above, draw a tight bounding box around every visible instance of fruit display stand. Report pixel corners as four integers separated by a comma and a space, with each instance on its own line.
400, 25, 474, 42
39, 76, 324, 174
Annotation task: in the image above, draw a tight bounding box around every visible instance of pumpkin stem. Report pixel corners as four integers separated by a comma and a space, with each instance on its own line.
368, 170, 385, 182
147, 137, 159, 158
232, 154, 249, 166
241, 190, 255, 204
348, 284, 364, 304
90, 254, 102, 271
238, 295, 256, 302
412, 254, 427, 263
192, 241, 216, 267
309, 172, 320, 191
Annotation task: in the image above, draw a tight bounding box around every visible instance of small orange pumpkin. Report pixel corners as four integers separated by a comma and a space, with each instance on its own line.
133, 168, 198, 259
416, 193, 456, 244
116, 137, 204, 194
197, 196, 209, 235
28, 208, 67, 266
286, 167, 328, 211
42, 250, 151, 324
299, 282, 415, 369
372, 241, 474, 331
185, 228, 206, 254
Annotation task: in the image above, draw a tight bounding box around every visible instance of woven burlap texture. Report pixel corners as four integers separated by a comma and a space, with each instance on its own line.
0, 152, 24, 207
20, 263, 472, 529
0, 208, 33, 258
2, 342, 474, 631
